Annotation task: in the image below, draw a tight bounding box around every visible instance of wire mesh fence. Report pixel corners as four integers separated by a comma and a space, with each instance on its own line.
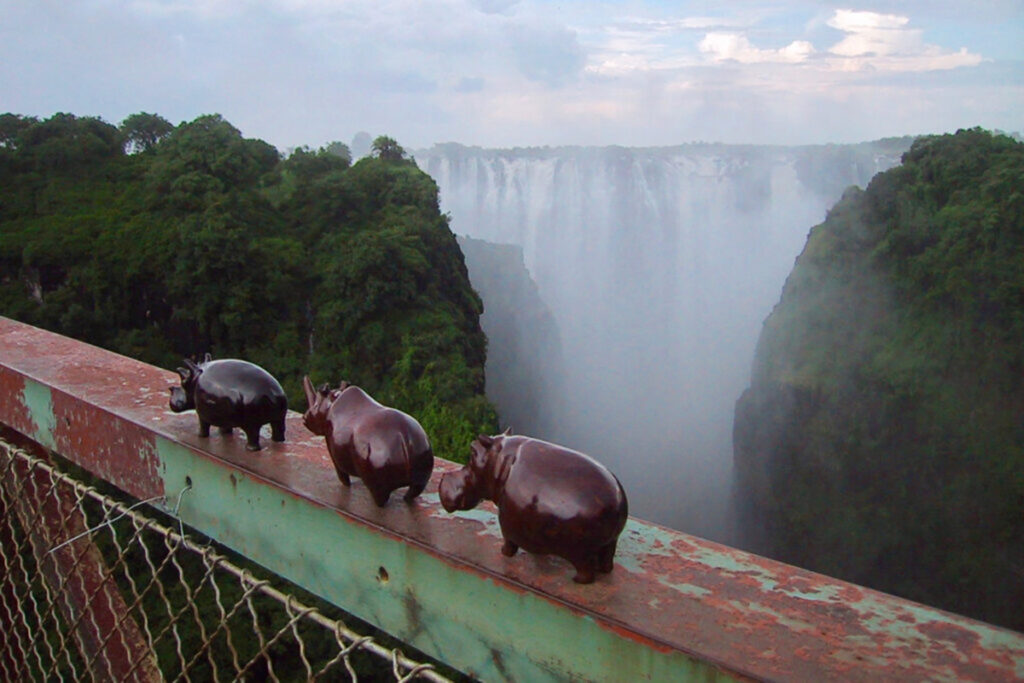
0, 437, 457, 682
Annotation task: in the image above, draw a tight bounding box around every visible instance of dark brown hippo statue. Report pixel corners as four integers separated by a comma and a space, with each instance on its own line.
169, 354, 287, 451
439, 432, 629, 584
302, 377, 434, 507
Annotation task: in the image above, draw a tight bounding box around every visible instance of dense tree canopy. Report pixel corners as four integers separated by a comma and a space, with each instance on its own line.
734, 128, 1024, 630
370, 135, 406, 162
0, 111, 496, 463
120, 112, 174, 153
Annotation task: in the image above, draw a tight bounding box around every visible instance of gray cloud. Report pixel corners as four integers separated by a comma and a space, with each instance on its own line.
509, 22, 586, 85
0, 0, 1017, 150
455, 76, 487, 93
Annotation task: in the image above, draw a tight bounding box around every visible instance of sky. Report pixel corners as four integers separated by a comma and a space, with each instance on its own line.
1, 0, 1021, 151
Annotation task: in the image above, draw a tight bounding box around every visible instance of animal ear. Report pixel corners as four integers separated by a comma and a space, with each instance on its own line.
477, 434, 495, 448
203, 352, 212, 363
502, 426, 512, 436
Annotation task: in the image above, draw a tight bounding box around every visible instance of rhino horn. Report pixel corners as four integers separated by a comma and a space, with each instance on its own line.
302, 376, 318, 409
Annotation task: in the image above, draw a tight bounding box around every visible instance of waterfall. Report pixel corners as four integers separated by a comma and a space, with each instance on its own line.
418, 140, 908, 540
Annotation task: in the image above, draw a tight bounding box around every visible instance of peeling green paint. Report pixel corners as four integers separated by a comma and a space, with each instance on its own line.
152, 437, 728, 682
21, 379, 55, 450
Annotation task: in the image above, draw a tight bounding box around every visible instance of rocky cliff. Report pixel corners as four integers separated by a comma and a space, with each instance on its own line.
733, 129, 1024, 630
457, 236, 566, 438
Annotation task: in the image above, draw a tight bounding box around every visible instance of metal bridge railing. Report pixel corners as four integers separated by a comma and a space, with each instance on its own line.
4, 317, 1024, 682
0, 438, 453, 682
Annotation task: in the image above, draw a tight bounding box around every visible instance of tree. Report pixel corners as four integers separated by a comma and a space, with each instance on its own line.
371, 136, 406, 163
17, 113, 122, 172
120, 112, 174, 153
0, 110, 497, 467
0, 113, 37, 149
146, 114, 279, 211
322, 141, 352, 166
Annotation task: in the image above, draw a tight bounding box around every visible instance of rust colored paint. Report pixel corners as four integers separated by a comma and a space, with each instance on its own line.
0, 318, 164, 500
0, 367, 34, 438
2, 315, 1024, 682
51, 389, 162, 500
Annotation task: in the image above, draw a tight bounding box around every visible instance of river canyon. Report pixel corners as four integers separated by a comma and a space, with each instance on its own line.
417, 140, 911, 542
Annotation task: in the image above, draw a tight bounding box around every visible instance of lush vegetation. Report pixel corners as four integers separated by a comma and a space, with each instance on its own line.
733, 128, 1024, 630
0, 112, 497, 463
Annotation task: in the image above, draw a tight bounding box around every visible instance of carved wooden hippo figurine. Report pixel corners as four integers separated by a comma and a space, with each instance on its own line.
168, 354, 287, 451
302, 377, 433, 507
439, 432, 629, 583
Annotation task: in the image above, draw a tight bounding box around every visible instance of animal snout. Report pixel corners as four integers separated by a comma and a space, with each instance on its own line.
168, 387, 189, 412
438, 472, 465, 512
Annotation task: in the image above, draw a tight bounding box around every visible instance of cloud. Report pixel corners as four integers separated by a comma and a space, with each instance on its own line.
455, 76, 486, 93
615, 16, 751, 33
582, 13, 754, 76
473, 0, 518, 14
0, 0, 1013, 150
699, 33, 815, 64
691, 9, 983, 74
825, 9, 982, 71
509, 22, 586, 86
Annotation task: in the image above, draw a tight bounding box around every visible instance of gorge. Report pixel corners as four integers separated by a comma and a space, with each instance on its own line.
418, 140, 912, 541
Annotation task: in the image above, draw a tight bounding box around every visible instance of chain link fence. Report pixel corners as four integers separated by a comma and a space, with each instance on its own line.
0, 437, 457, 682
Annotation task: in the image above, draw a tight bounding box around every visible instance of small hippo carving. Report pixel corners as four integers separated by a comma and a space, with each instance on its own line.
302, 376, 433, 507
168, 354, 287, 451
440, 432, 629, 584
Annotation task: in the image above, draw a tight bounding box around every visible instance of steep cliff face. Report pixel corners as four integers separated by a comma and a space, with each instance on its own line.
457, 236, 566, 438
419, 140, 908, 537
733, 129, 1024, 630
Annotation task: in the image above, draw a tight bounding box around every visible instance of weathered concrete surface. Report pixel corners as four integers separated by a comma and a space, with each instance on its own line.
2, 316, 1023, 682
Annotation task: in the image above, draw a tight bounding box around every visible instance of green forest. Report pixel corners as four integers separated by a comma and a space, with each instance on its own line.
0, 111, 497, 463
734, 128, 1024, 631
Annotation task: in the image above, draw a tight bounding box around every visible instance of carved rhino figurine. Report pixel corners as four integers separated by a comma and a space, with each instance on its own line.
302, 377, 434, 507
439, 432, 629, 583
168, 354, 287, 451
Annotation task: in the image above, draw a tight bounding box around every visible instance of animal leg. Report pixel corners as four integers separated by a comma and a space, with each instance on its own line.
501, 539, 519, 557
368, 484, 391, 508
243, 427, 262, 451
406, 449, 434, 502
570, 557, 598, 584
271, 418, 285, 442
328, 457, 351, 486
198, 419, 211, 438
404, 480, 426, 501
598, 540, 618, 573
